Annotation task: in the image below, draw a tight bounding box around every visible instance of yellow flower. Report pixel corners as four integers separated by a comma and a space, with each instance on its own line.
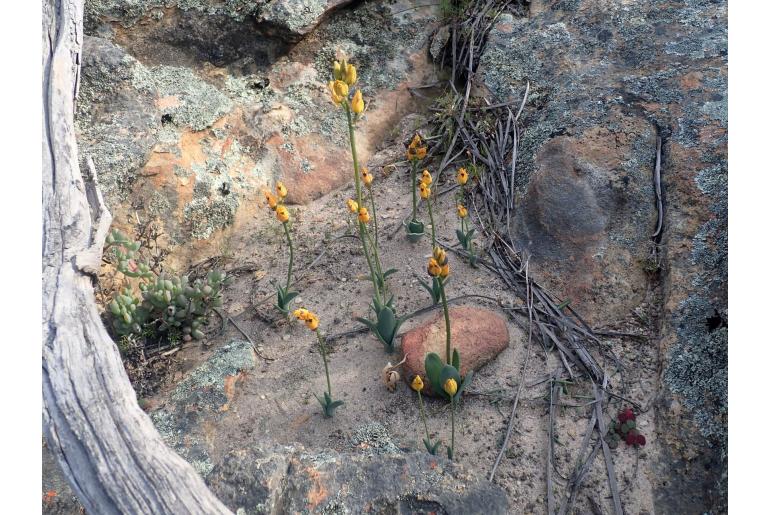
427, 257, 442, 277
421, 169, 432, 185
443, 378, 458, 396
333, 60, 343, 80
344, 63, 357, 85
361, 167, 373, 186
433, 246, 447, 265
406, 134, 427, 161
293, 308, 310, 321
347, 199, 359, 213
411, 375, 424, 392
419, 182, 431, 199
358, 207, 370, 224
328, 80, 349, 105
305, 313, 319, 331
351, 89, 364, 114
457, 167, 469, 185
275, 205, 290, 223
276, 181, 288, 198
263, 190, 278, 210
457, 204, 468, 218
440, 263, 450, 278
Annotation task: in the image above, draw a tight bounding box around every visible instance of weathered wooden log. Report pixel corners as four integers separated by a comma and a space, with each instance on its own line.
42, 1, 232, 512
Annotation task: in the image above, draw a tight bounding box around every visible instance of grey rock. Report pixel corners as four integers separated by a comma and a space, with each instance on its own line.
478, 1, 727, 510
208, 439, 509, 514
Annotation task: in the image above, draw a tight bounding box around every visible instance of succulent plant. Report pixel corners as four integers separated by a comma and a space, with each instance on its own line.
356, 296, 404, 353
105, 230, 230, 343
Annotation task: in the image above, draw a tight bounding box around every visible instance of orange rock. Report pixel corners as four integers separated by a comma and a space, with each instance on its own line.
400, 306, 509, 395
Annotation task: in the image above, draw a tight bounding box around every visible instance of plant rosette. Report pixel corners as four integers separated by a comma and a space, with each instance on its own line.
404, 219, 426, 242
423, 351, 474, 401
356, 296, 404, 353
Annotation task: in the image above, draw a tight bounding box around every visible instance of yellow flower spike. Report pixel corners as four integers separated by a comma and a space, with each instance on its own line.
263, 190, 278, 210
361, 167, 373, 186
440, 263, 450, 278
411, 375, 424, 392
443, 378, 458, 396
276, 181, 288, 198
293, 308, 310, 321
351, 89, 365, 114
328, 80, 349, 105
421, 169, 432, 185
275, 205, 290, 223
344, 63, 357, 85
427, 257, 441, 277
358, 207, 370, 224
419, 182, 431, 199
457, 204, 468, 218
347, 199, 359, 213
408, 134, 422, 149
406, 134, 427, 161
457, 167, 469, 185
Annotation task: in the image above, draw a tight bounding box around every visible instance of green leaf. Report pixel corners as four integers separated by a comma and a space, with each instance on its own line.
356, 316, 378, 335
446, 446, 453, 460
452, 348, 460, 371
382, 268, 398, 279
466, 228, 476, 240
455, 229, 466, 246
457, 370, 474, 398
377, 306, 397, 342
424, 353, 444, 391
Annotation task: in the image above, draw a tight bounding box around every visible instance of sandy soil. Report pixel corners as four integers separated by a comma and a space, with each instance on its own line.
140, 131, 663, 513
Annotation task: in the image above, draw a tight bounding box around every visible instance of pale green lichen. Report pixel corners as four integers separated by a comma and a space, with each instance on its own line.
132, 65, 233, 131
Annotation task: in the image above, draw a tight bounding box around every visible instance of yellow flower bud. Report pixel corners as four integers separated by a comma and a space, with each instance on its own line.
344, 63, 357, 85
457, 167, 469, 185
361, 167, 373, 186
333, 60, 343, 80
351, 89, 364, 114
443, 378, 458, 396
263, 190, 278, 210
347, 199, 359, 213
358, 207, 370, 224
328, 80, 349, 105
440, 263, 450, 278
276, 181, 288, 198
433, 246, 447, 265
275, 205, 290, 223
421, 169, 432, 185
457, 204, 468, 218
411, 375, 424, 392
427, 257, 441, 277
419, 182, 431, 199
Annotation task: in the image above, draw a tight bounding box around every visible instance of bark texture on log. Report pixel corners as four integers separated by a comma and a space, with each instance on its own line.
42, 1, 232, 513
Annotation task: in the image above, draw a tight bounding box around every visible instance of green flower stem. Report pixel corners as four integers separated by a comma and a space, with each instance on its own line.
283, 221, 294, 291
410, 161, 418, 221
368, 186, 380, 249
362, 222, 385, 290
450, 396, 456, 459
426, 194, 437, 247
345, 103, 382, 304
439, 277, 452, 364
417, 390, 431, 444
316, 329, 333, 397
